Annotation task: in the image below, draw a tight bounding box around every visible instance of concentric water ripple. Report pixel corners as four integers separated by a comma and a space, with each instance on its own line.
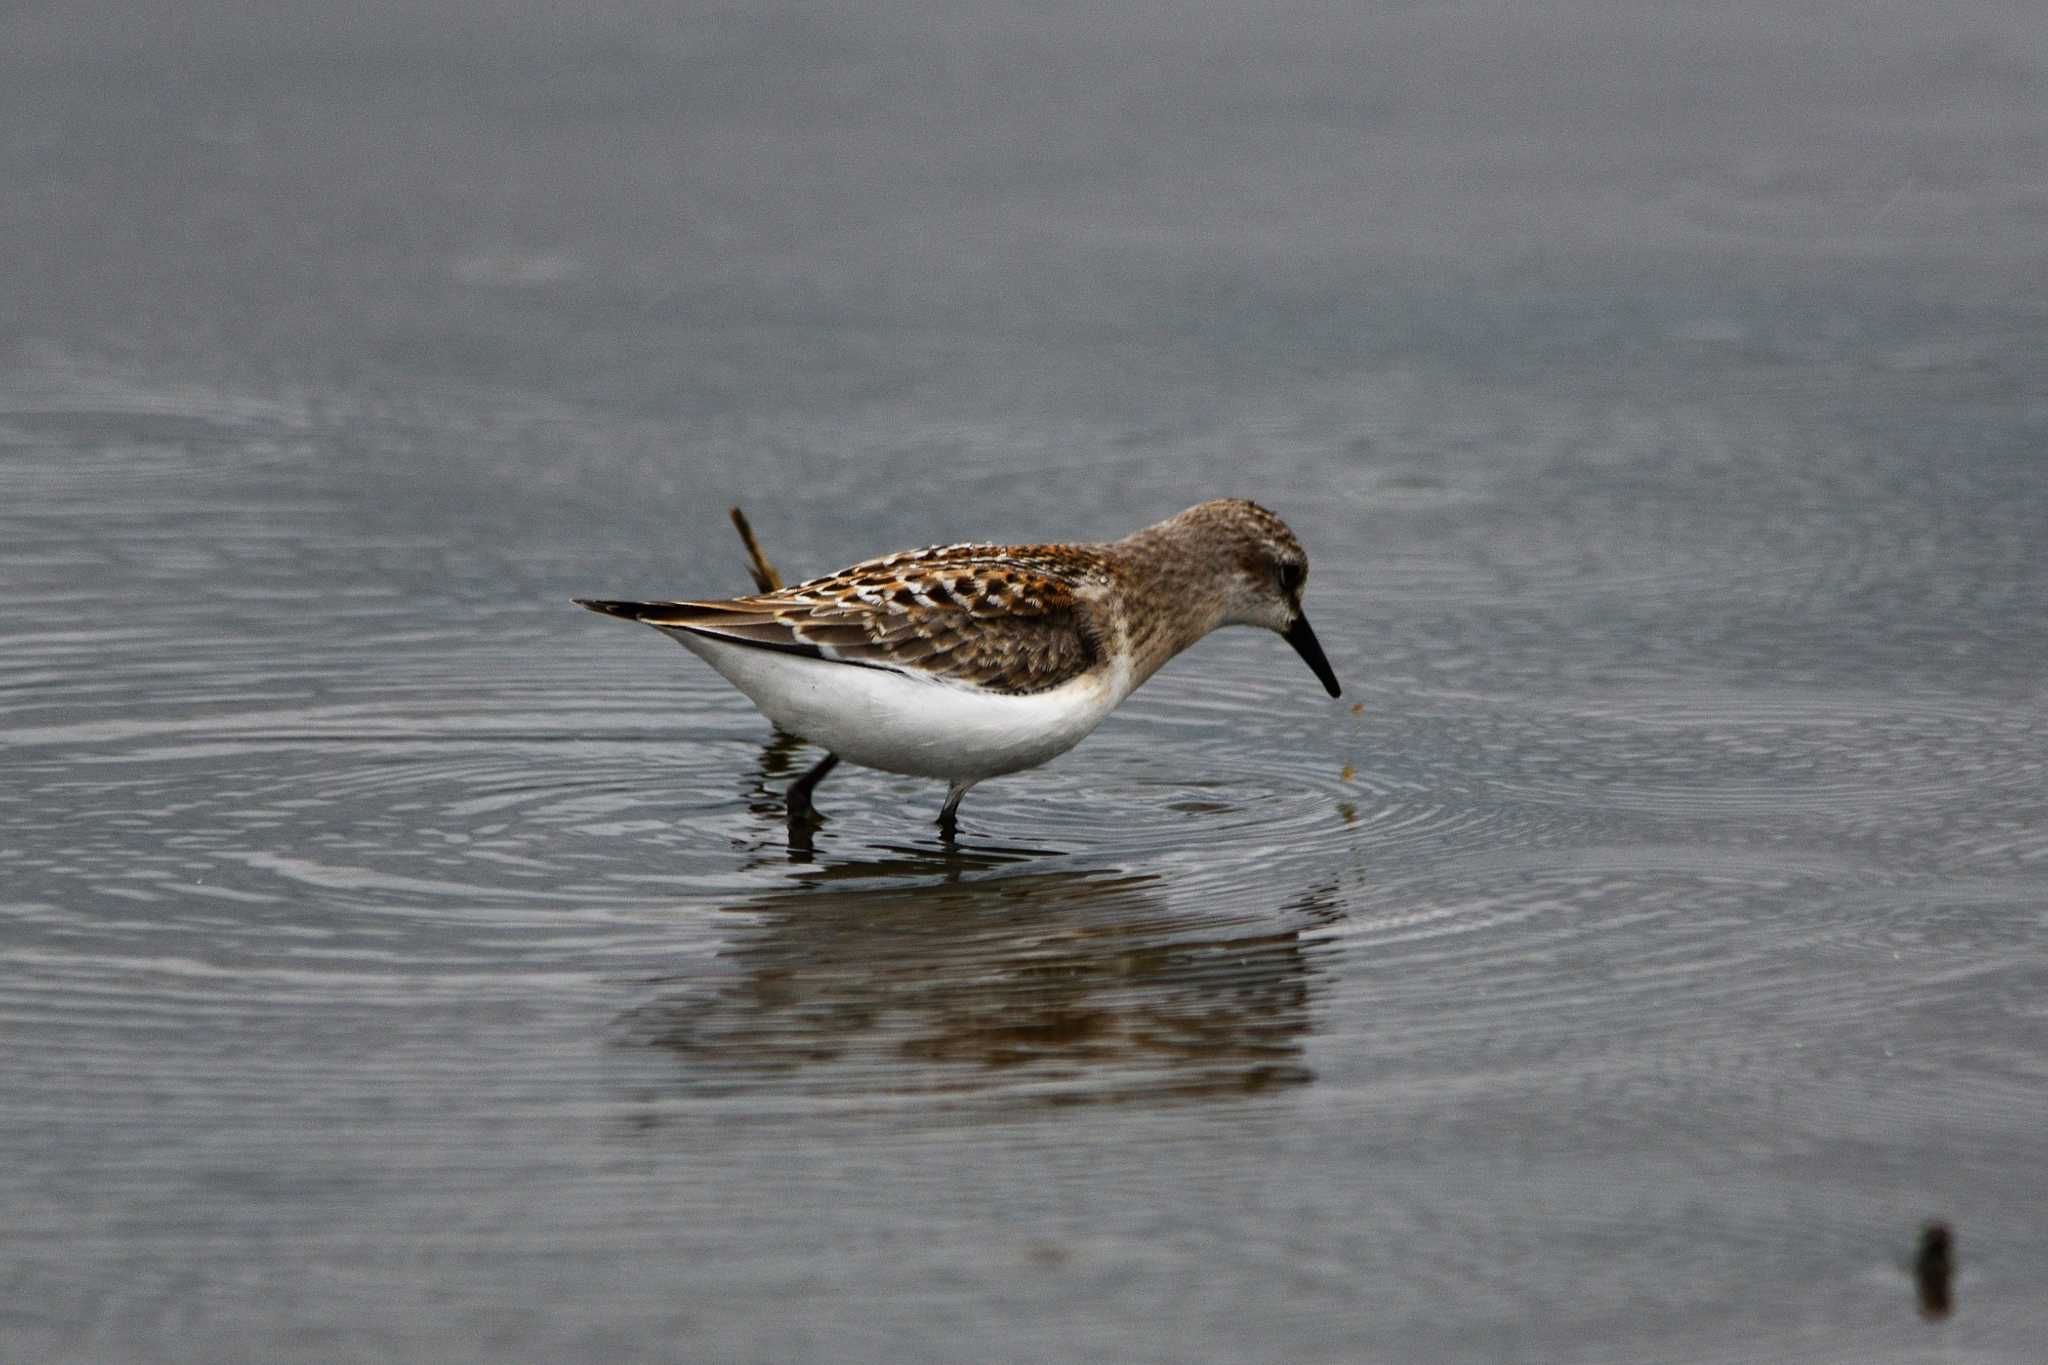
7, 337, 2048, 1365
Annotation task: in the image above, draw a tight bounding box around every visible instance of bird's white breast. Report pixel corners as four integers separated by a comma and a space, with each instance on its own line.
668, 631, 1126, 781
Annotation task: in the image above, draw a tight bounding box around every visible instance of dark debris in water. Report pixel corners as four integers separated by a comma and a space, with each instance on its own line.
1914, 1220, 1954, 1321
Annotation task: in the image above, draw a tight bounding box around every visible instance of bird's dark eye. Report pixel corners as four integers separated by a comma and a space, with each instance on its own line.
1276, 562, 1305, 594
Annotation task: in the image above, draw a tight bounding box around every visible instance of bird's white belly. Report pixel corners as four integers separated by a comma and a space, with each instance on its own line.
670, 632, 1123, 780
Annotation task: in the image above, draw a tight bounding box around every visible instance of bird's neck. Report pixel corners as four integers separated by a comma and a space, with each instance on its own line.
1098, 526, 1233, 694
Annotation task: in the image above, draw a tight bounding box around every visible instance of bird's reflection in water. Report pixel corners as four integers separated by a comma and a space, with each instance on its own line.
618, 871, 1342, 1108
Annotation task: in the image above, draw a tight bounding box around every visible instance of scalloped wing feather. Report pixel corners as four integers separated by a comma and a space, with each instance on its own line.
598, 545, 1109, 695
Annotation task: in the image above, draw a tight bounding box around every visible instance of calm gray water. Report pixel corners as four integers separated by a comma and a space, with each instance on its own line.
6, 4, 2047, 1362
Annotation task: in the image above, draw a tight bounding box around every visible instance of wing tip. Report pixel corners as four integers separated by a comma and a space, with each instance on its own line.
576, 597, 771, 626
574, 597, 657, 621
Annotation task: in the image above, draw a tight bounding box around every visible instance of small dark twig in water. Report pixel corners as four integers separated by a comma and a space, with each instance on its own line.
1914, 1220, 1954, 1320
729, 506, 783, 592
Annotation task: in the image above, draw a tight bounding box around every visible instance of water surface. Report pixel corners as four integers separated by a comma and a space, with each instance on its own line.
5, 4, 2047, 1362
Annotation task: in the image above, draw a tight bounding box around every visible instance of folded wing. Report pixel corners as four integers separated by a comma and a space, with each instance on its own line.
576, 547, 1104, 695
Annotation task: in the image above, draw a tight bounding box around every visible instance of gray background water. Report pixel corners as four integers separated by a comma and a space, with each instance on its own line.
5, 3, 2046, 1361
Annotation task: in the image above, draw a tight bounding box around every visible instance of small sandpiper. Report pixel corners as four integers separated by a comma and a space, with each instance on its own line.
576, 498, 1341, 834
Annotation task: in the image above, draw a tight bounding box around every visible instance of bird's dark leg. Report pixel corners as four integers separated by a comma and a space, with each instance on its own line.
936, 780, 973, 841
785, 752, 840, 822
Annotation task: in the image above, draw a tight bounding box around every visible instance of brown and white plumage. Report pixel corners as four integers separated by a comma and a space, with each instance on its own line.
576, 499, 1340, 833
580, 543, 1110, 695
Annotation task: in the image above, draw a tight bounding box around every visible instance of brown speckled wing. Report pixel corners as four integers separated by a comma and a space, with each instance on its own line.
584, 544, 1108, 695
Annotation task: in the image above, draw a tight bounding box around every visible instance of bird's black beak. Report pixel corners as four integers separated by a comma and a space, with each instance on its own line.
1284, 614, 1342, 698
